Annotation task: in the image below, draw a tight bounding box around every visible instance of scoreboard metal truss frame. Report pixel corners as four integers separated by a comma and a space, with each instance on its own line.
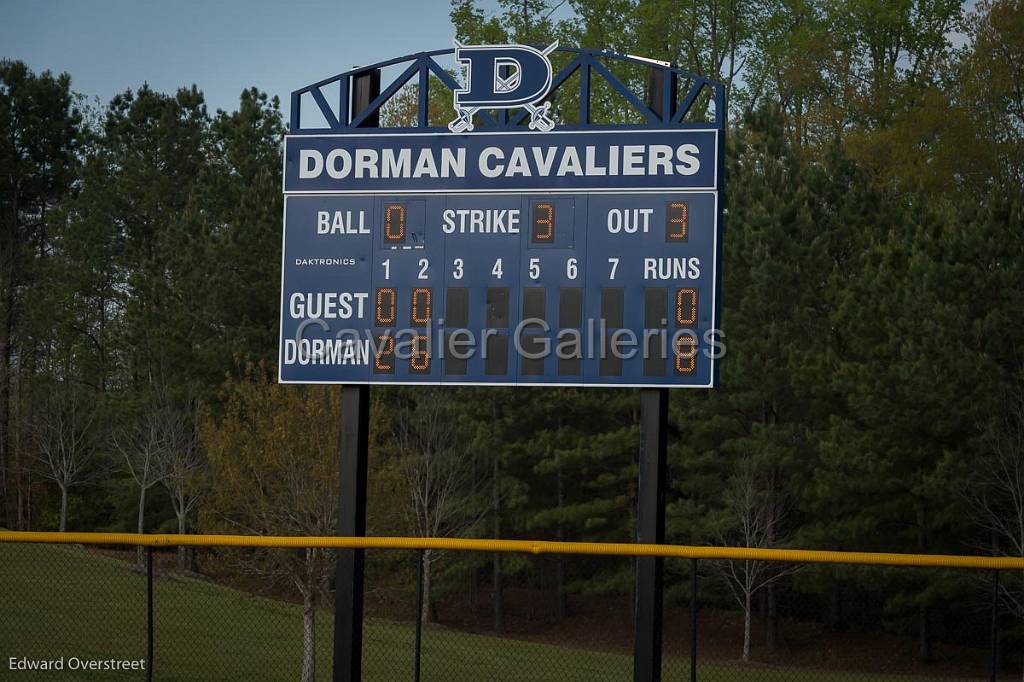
289, 46, 726, 134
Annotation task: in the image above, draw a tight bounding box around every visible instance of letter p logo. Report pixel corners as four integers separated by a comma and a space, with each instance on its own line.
449, 40, 558, 133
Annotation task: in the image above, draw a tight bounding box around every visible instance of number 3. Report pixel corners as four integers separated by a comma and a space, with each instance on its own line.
452, 258, 464, 280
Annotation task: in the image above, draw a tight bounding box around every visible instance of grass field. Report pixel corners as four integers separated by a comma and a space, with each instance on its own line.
0, 542, 984, 681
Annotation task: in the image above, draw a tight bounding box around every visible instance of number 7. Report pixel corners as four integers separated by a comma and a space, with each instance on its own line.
608, 257, 619, 280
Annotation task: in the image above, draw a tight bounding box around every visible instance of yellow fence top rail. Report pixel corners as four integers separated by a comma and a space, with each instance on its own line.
2, 531, 1022, 570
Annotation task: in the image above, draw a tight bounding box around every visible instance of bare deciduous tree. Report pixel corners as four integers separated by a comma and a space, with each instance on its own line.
966, 388, 1024, 679
158, 403, 205, 570
715, 458, 795, 662
30, 384, 99, 531
392, 392, 485, 624
113, 404, 173, 567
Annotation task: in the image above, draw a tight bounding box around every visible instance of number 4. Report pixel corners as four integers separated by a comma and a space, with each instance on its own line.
492, 258, 503, 279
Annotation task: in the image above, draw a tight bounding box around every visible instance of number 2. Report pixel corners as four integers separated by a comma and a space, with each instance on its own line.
418, 258, 429, 280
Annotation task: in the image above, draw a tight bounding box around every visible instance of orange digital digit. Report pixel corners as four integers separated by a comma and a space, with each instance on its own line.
374, 334, 395, 373
674, 335, 698, 375
411, 287, 432, 325
375, 287, 396, 325
532, 202, 554, 242
666, 201, 688, 242
410, 334, 431, 373
675, 288, 697, 326
384, 203, 406, 243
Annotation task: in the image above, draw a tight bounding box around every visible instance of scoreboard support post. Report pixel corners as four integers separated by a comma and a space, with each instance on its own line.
633, 68, 676, 682
331, 385, 368, 675
635, 387, 668, 681
332, 68, 380, 682
333, 385, 369, 681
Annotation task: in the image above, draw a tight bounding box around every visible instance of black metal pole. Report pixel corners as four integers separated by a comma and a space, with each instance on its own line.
690, 558, 698, 682
414, 549, 424, 682
146, 546, 153, 682
646, 64, 678, 125
633, 67, 675, 682
333, 385, 370, 682
351, 69, 381, 128
634, 387, 668, 682
990, 569, 999, 682
332, 67, 379, 682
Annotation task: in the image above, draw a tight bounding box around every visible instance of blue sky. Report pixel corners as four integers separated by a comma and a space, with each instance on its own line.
2, 1, 972, 121
0, 0, 498, 117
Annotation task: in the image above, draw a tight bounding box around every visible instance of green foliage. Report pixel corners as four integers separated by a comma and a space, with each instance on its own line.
199, 364, 339, 537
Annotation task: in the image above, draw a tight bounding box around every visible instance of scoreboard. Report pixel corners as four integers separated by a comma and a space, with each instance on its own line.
279, 129, 722, 387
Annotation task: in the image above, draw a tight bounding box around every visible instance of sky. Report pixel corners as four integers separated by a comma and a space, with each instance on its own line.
2, 0, 973, 122
0, 0, 502, 118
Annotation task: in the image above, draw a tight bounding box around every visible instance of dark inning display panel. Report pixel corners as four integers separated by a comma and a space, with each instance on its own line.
279, 191, 719, 387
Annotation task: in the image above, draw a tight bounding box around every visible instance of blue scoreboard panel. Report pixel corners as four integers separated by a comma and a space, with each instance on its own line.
279, 130, 722, 387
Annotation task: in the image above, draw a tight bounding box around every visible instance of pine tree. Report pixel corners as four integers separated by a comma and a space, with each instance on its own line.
0, 61, 81, 529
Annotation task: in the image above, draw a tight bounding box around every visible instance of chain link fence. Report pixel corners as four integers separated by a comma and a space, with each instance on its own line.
0, 536, 1010, 680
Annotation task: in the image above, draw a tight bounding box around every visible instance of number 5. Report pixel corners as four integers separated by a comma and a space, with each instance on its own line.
529, 258, 540, 280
